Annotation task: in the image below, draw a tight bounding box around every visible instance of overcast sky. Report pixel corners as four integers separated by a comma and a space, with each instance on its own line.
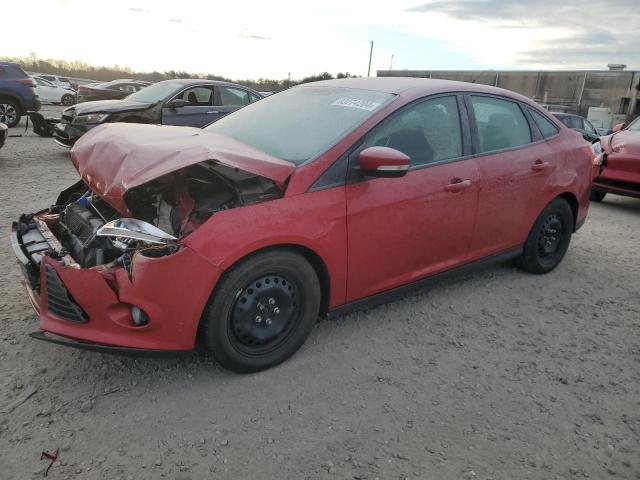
4, 0, 638, 79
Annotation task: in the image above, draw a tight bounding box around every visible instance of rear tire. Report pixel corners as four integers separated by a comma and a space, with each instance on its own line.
61, 94, 75, 106
201, 250, 320, 373
0, 99, 21, 127
516, 198, 574, 274
590, 189, 606, 202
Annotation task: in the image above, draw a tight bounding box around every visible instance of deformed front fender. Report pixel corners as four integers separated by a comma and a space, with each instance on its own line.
183, 186, 349, 309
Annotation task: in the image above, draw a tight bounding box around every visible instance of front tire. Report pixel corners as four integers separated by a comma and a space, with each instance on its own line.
590, 189, 606, 202
201, 250, 321, 373
0, 99, 21, 127
516, 198, 574, 274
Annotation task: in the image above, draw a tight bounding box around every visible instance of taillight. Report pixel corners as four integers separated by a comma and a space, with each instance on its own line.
78, 86, 89, 94
17, 78, 36, 87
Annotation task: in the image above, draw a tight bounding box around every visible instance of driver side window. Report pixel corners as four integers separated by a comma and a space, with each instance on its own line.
361, 96, 462, 167
177, 86, 214, 106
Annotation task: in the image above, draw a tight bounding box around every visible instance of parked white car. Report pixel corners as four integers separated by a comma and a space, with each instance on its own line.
34, 74, 74, 89
33, 77, 76, 106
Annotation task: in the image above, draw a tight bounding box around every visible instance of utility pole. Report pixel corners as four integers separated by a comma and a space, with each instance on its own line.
367, 41, 374, 77
287, 72, 291, 82
390, 54, 394, 70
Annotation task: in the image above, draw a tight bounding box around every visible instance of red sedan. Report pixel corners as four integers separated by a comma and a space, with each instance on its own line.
12, 78, 593, 372
590, 117, 640, 201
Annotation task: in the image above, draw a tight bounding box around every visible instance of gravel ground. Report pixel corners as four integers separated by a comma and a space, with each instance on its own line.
1, 106, 639, 480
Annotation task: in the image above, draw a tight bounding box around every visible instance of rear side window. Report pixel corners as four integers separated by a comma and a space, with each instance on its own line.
59, 77, 70, 83
362, 95, 462, 166
219, 86, 251, 107
559, 115, 581, 130
529, 109, 560, 138
41, 75, 55, 81
470, 96, 531, 153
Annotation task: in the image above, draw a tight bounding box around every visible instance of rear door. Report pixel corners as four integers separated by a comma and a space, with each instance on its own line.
466, 95, 559, 259
210, 85, 256, 123
162, 85, 216, 127
345, 95, 480, 301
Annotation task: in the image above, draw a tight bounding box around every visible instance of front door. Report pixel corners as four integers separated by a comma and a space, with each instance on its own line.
346, 95, 480, 301
162, 85, 218, 127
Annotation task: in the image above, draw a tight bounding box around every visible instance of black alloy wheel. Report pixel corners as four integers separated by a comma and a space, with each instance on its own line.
201, 250, 320, 373
516, 197, 574, 274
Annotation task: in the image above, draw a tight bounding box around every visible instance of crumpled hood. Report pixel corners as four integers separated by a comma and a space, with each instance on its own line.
605, 130, 640, 157
70, 123, 296, 214
69, 99, 154, 116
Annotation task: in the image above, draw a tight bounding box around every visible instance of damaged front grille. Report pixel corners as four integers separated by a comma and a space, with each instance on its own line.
45, 265, 88, 323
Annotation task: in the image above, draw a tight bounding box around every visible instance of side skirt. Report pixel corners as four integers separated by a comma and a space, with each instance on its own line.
327, 247, 523, 318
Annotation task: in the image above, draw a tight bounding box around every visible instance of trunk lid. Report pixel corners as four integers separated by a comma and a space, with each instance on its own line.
70, 123, 296, 214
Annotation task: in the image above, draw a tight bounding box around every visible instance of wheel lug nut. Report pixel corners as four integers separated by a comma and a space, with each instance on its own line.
255, 316, 262, 323
265, 318, 272, 326
268, 297, 276, 305
273, 307, 280, 315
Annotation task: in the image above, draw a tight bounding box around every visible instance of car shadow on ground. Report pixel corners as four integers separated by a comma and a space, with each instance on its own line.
596, 196, 640, 213
53, 260, 520, 388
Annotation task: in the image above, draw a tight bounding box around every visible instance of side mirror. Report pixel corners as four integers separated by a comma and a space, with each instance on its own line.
166, 98, 187, 109
612, 122, 626, 132
358, 146, 410, 178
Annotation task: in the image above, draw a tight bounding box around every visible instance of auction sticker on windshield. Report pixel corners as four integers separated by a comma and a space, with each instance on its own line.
331, 98, 381, 111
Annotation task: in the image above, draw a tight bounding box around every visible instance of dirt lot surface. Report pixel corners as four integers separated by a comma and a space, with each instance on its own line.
1, 106, 639, 480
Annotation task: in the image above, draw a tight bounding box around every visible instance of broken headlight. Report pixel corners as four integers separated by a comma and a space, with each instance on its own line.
73, 113, 109, 125
97, 218, 177, 245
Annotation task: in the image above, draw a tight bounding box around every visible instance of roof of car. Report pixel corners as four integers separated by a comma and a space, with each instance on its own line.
551, 112, 579, 118
306, 77, 534, 103
153, 78, 261, 92
156, 78, 235, 85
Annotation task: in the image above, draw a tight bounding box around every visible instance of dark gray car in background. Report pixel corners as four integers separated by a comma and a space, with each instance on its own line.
552, 112, 600, 142
53, 79, 263, 147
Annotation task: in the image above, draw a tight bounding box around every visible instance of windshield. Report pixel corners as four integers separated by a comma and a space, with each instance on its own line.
126, 81, 182, 103
628, 116, 640, 131
205, 86, 395, 164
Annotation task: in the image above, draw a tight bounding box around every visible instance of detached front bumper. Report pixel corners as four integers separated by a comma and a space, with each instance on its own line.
12, 215, 221, 355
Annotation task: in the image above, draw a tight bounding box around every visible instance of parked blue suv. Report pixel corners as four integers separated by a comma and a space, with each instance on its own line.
0, 62, 41, 127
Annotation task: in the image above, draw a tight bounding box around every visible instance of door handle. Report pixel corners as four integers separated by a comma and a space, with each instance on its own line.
531, 160, 550, 172
444, 178, 471, 193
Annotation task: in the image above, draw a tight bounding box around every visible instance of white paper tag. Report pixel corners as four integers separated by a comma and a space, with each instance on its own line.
331, 98, 381, 111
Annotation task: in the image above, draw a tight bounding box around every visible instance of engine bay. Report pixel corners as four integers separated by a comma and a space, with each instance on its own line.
31, 161, 283, 270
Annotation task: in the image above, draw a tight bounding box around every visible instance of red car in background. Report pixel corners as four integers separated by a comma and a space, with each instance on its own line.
590, 117, 640, 201
12, 78, 592, 373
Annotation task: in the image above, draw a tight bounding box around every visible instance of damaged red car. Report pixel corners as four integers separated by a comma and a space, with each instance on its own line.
590, 117, 640, 201
12, 78, 593, 372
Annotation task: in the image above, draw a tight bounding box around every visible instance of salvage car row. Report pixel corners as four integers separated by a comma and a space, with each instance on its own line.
5, 66, 640, 373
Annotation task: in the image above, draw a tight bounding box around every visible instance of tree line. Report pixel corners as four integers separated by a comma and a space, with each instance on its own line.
1, 54, 358, 92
